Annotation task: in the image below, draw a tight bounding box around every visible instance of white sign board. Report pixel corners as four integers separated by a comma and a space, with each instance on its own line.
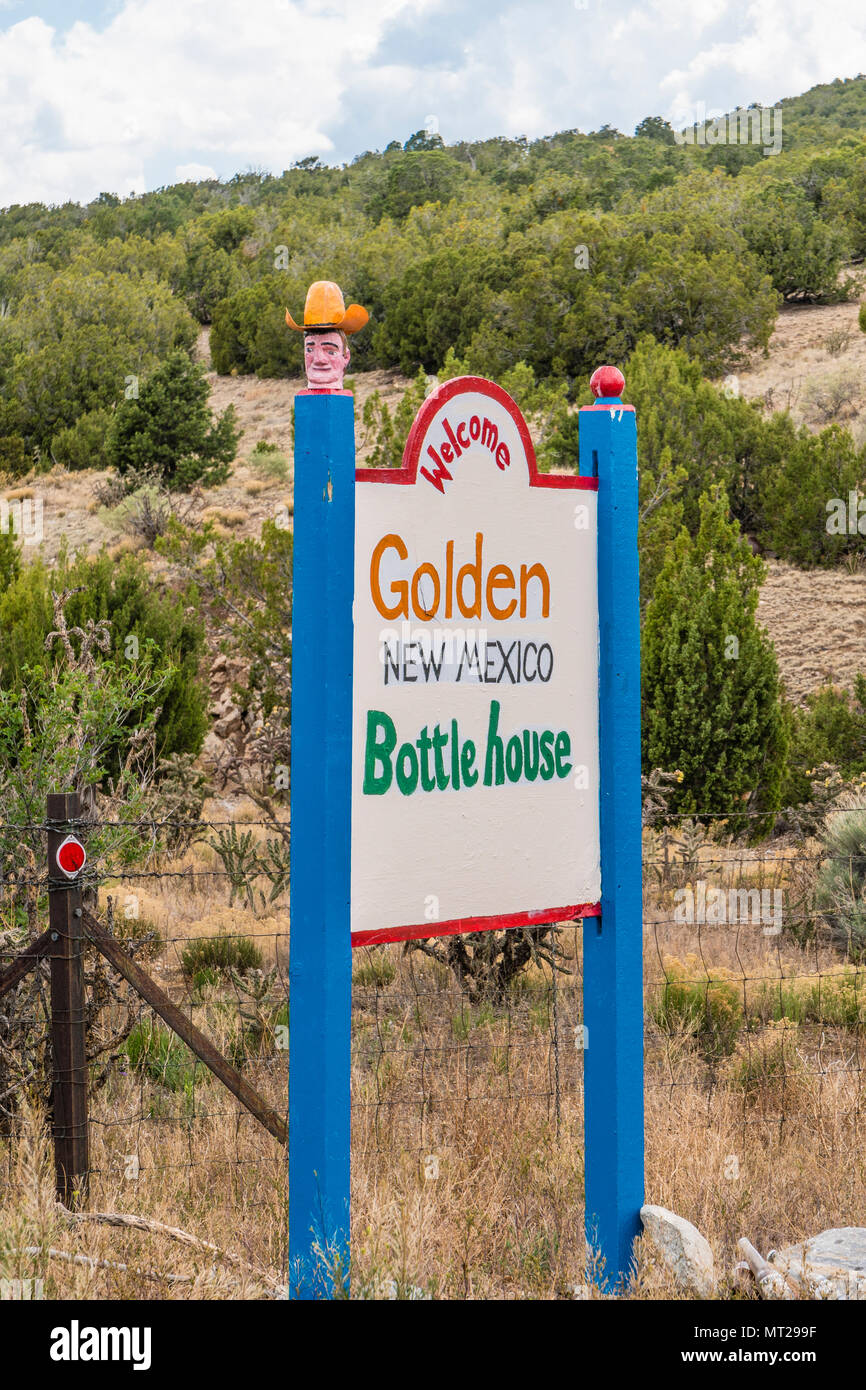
351, 376, 600, 945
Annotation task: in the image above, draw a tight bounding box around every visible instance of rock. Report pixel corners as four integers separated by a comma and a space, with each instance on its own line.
769, 1228, 866, 1300
641, 1204, 715, 1297
213, 708, 242, 737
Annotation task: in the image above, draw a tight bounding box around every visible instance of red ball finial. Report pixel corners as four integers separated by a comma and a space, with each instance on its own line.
590, 365, 625, 399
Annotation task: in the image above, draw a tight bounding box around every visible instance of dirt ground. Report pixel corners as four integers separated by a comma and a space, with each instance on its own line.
757, 561, 866, 703
736, 286, 866, 443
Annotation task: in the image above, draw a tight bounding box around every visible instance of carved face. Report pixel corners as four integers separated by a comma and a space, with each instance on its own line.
304, 330, 350, 390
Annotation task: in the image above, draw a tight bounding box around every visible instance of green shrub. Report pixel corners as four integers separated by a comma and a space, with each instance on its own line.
783, 676, 866, 806
211, 275, 301, 377
0, 434, 31, 477
642, 488, 787, 835
106, 349, 240, 489
352, 949, 397, 988
50, 408, 112, 471
752, 969, 866, 1028
249, 440, 290, 483
180, 933, 263, 981
653, 955, 744, 1059
125, 1021, 203, 1095
815, 801, 866, 959
0, 544, 208, 764
756, 422, 864, 567
807, 969, 866, 1027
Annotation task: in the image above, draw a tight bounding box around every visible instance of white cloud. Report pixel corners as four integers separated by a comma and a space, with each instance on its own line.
0, 0, 865, 207
0, 0, 411, 205
654, 0, 866, 124
175, 162, 218, 183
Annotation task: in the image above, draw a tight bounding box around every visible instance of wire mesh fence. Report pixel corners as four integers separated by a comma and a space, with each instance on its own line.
1, 803, 865, 1297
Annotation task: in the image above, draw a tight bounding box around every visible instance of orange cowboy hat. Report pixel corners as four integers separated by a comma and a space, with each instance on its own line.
285, 280, 369, 335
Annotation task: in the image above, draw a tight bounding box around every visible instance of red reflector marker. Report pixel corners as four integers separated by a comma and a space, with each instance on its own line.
56, 834, 86, 878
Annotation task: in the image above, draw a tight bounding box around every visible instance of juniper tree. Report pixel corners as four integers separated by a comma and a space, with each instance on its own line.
642, 487, 787, 836
107, 349, 240, 489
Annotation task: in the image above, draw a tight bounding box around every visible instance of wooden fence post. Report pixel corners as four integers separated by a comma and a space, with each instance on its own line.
46, 791, 89, 1208
288, 392, 355, 1298
579, 369, 645, 1290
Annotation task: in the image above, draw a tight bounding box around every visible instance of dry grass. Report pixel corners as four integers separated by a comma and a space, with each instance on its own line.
199, 506, 248, 529
736, 279, 866, 440
756, 561, 866, 704
2, 817, 864, 1300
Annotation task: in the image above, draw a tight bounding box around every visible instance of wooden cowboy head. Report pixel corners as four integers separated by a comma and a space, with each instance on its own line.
286, 281, 369, 392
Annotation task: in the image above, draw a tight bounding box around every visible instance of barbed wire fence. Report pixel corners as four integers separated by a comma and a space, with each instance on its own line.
1, 795, 865, 1297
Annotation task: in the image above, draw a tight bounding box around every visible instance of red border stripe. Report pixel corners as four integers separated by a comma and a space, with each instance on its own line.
352, 902, 601, 949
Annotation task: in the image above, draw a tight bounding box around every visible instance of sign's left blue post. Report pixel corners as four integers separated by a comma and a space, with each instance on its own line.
288, 391, 355, 1298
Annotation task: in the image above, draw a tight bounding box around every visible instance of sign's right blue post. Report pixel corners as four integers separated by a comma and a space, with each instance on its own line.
579, 366, 645, 1292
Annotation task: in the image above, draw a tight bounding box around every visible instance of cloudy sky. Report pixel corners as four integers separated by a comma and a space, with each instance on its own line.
1, 0, 865, 207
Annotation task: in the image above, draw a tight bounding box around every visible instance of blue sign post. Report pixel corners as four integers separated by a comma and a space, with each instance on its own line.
579, 369, 645, 1291
287, 362, 644, 1298
288, 391, 355, 1299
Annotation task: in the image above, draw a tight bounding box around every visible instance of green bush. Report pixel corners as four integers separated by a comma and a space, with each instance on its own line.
107, 349, 240, 489
211, 275, 302, 377
738, 182, 850, 302
653, 956, 744, 1059
2, 262, 196, 451
0, 434, 31, 477
352, 949, 397, 988
248, 440, 290, 482
783, 676, 866, 805
125, 1021, 204, 1095
757, 422, 865, 566
180, 932, 264, 981
0, 544, 208, 764
815, 802, 866, 959
50, 408, 112, 471
750, 969, 865, 1029
359, 370, 428, 469
642, 488, 787, 834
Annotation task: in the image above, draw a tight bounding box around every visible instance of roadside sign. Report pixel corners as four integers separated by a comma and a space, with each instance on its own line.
351, 376, 601, 945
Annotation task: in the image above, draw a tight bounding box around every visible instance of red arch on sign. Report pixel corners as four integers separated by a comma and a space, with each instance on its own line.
356, 375, 598, 490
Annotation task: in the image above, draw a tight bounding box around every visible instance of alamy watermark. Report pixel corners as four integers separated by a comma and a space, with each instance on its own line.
673, 104, 782, 157
674, 880, 782, 934
1, 1277, 44, 1300
826, 491, 866, 535
0, 495, 43, 545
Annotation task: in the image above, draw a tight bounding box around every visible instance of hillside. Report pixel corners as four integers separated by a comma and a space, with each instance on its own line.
5, 300, 866, 715
3, 71, 866, 745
